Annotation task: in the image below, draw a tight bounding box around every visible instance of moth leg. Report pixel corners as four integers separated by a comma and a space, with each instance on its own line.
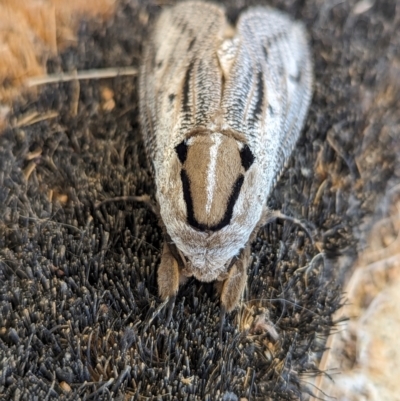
157, 242, 180, 323
256, 208, 314, 244
216, 244, 251, 339
219, 251, 249, 312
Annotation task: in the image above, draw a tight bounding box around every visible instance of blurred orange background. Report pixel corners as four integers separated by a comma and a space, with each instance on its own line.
0, 0, 115, 102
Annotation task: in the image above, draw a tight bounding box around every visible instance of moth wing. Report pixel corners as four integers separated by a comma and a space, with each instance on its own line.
139, 2, 226, 173
222, 7, 313, 191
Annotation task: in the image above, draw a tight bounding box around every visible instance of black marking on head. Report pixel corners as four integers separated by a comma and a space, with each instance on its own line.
180, 170, 245, 232
181, 169, 195, 224
216, 174, 244, 231
253, 71, 265, 118
157, 60, 163, 69
188, 38, 196, 51
240, 145, 255, 171
175, 141, 188, 164
169, 94, 175, 103
182, 61, 194, 113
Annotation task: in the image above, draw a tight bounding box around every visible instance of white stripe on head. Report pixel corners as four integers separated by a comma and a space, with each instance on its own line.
205, 133, 222, 215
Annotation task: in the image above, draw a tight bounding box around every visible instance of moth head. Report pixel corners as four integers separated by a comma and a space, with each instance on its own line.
157, 129, 264, 280
175, 131, 255, 232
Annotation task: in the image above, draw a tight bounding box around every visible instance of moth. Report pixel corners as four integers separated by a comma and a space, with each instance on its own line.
139, 1, 313, 318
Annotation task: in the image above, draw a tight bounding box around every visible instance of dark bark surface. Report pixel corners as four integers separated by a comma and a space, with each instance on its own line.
1, 0, 399, 400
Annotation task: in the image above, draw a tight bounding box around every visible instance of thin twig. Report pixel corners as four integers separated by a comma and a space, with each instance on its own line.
95, 195, 159, 216
26, 67, 138, 87
142, 298, 170, 333
14, 111, 58, 128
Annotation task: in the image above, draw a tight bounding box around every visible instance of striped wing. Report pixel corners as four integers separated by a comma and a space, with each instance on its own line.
221, 7, 313, 190
139, 2, 226, 173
